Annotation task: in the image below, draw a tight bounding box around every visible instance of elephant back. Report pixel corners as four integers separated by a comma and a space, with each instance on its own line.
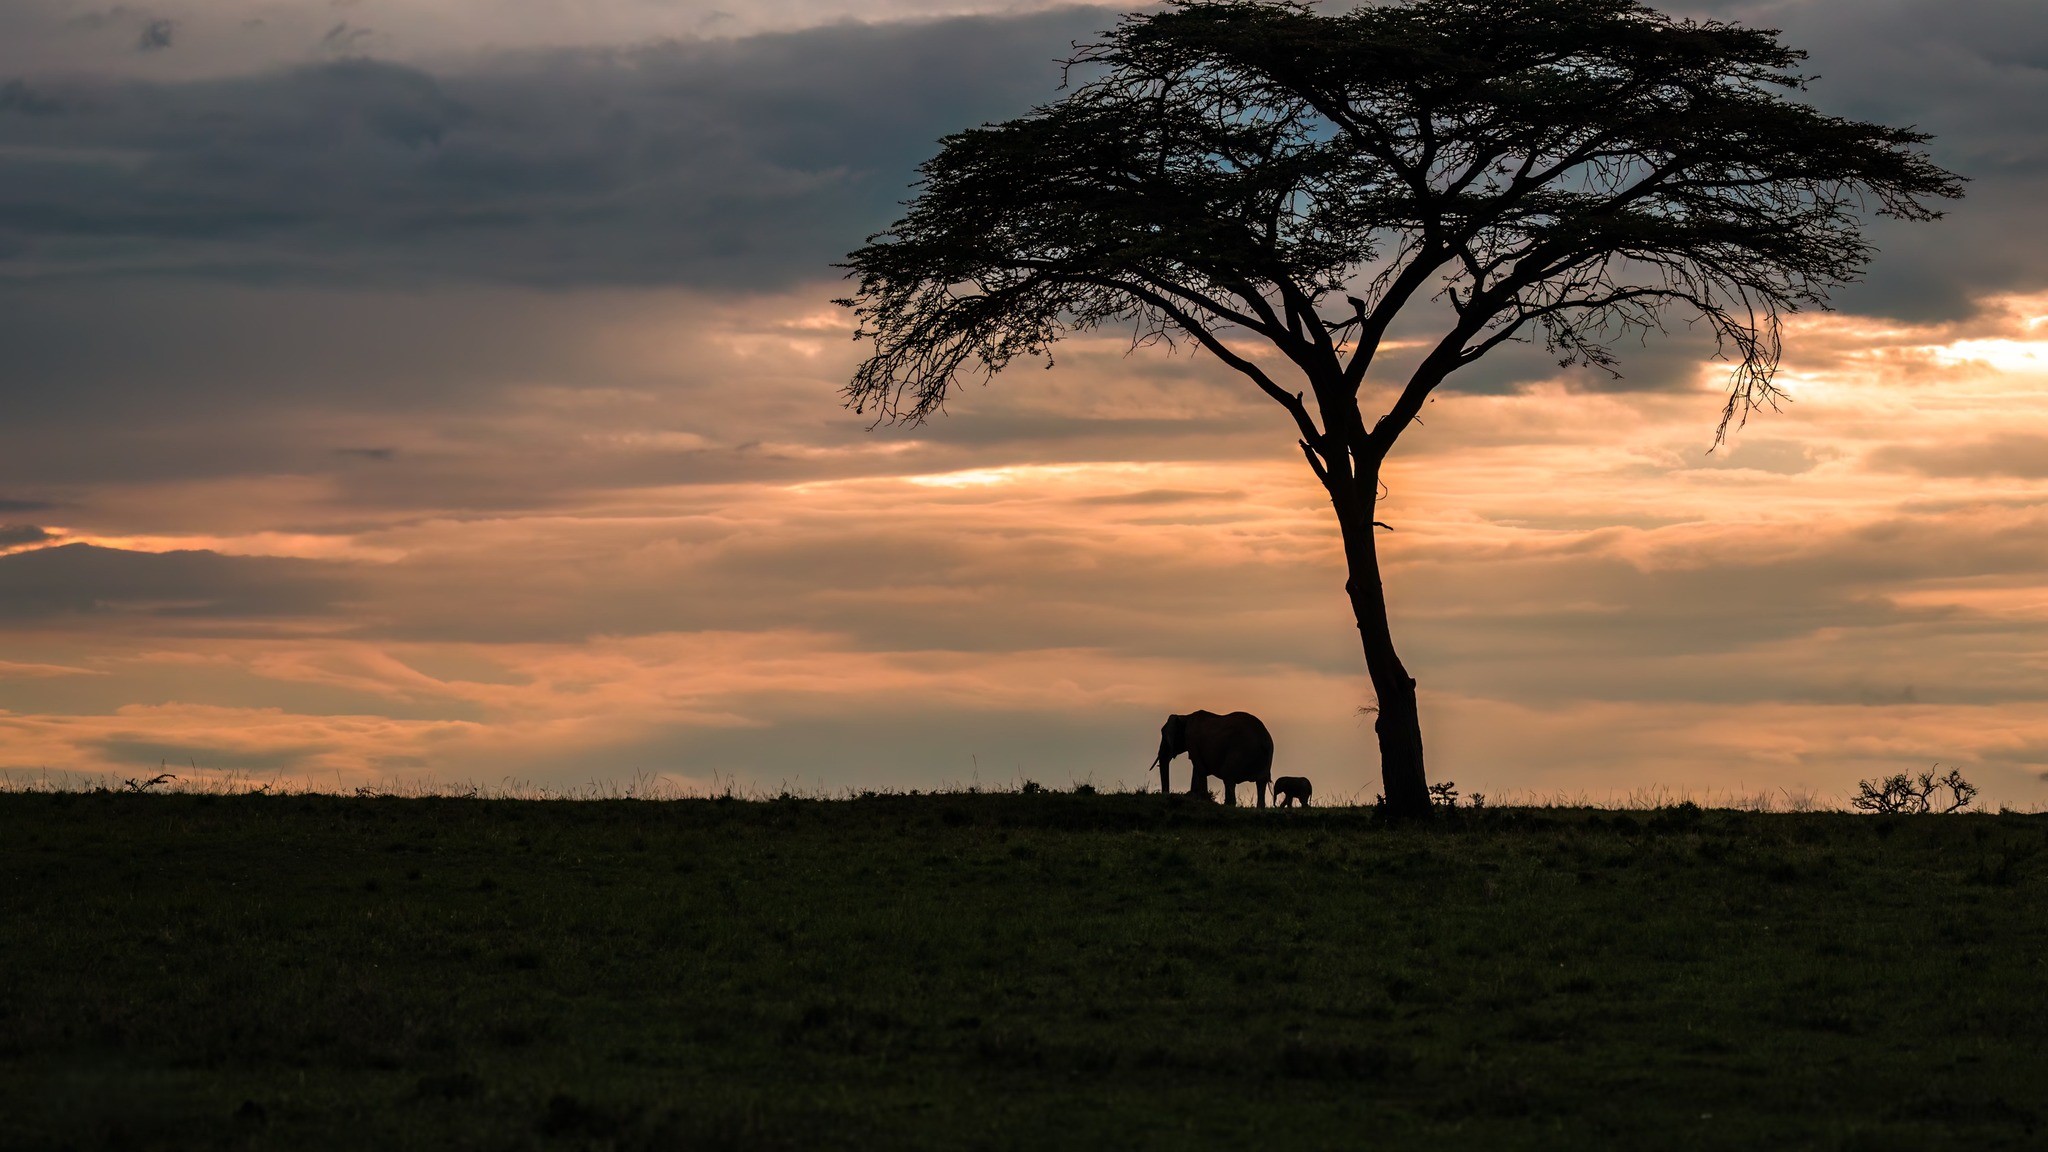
1187, 709, 1273, 783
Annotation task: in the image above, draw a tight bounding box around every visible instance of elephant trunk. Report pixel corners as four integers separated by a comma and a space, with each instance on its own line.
1154, 736, 1177, 794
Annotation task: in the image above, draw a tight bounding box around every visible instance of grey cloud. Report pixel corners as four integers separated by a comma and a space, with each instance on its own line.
0, 0, 2022, 321
1662, 0, 2048, 320
66, 7, 154, 34
0, 0, 2029, 327
319, 23, 374, 54
92, 739, 317, 771
1419, 321, 1730, 398
337, 503, 1358, 672
0, 542, 355, 622
1867, 434, 2048, 479
0, 499, 53, 512
0, 284, 631, 430
0, 651, 490, 721
135, 18, 174, 52
0, 524, 53, 547
1390, 506, 2048, 706
1371, 0, 2038, 329
1695, 438, 1818, 475
0, 279, 1293, 506
581, 709, 1159, 792
297, 486, 2048, 714
53, 6, 180, 58
1342, 0, 2044, 396
0, 80, 65, 115
1307, 0, 2039, 368
0, 8, 1117, 289
1078, 489, 1246, 506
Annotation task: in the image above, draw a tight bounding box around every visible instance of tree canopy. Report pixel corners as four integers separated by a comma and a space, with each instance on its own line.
840, 0, 1962, 816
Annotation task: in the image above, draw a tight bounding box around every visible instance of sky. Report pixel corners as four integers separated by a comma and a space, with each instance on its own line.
4, 0, 2048, 806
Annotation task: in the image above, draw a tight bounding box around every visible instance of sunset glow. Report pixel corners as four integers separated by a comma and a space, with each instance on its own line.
4, 0, 2046, 807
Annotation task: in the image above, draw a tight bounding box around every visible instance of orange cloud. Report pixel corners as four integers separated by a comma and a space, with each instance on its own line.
4, 287, 2048, 807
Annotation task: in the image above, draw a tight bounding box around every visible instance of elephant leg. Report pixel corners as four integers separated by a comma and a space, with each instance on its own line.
1257, 781, 1267, 809
1223, 780, 1238, 806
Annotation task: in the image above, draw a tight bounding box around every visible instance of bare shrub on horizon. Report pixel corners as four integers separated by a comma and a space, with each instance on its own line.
1852, 767, 1978, 814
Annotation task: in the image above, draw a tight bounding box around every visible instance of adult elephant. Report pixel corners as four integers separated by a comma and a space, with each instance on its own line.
1154, 711, 1274, 807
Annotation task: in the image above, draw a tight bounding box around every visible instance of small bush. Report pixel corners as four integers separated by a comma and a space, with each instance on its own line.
1852, 767, 1976, 815
1648, 800, 1704, 832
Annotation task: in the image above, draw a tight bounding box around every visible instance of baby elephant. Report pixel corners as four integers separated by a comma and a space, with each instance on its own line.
1273, 776, 1313, 808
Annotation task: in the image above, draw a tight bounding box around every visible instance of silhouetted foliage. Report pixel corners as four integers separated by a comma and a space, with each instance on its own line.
1852, 767, 1978, 815
1648, 799, 1705, 832
841, 0, 1963, 819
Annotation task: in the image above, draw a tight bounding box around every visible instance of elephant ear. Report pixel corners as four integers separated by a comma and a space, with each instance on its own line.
1157, 714, 1186, 760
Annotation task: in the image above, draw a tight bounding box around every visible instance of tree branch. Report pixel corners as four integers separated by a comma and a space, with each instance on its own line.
1106, 277, 1329, 449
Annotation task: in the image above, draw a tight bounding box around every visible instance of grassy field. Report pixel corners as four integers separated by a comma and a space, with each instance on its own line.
2, 790, 2044, 1150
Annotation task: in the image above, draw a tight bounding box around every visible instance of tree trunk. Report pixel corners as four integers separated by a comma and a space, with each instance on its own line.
1331, 476, 1432, 821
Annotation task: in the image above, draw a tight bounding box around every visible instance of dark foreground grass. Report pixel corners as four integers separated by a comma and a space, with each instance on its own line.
2, 792, 2045, 1150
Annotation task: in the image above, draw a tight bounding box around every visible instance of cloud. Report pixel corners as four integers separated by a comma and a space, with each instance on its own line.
0, 524, 52, 548
1867, 434, 2048, 478
0, 3, 2045, 807
0, 9, 1118, 289
0, 659, 101, 679
0, 0, 2032, 322
318, 22, 374, 56
0, 542, 355, 623
92, 738, 312, 771
0, 80, 65, 115
0, 0, 1105, 80
135, 18, 174, 52
0, 281, 1289, 510
1663, 0, 2048, 320
1079, 488, 1246, 507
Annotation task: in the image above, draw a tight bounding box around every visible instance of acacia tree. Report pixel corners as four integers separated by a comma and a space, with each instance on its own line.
839, 0, 1960, 818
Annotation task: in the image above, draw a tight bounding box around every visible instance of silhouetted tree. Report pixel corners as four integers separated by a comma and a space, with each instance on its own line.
839, 0, 1962, 819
